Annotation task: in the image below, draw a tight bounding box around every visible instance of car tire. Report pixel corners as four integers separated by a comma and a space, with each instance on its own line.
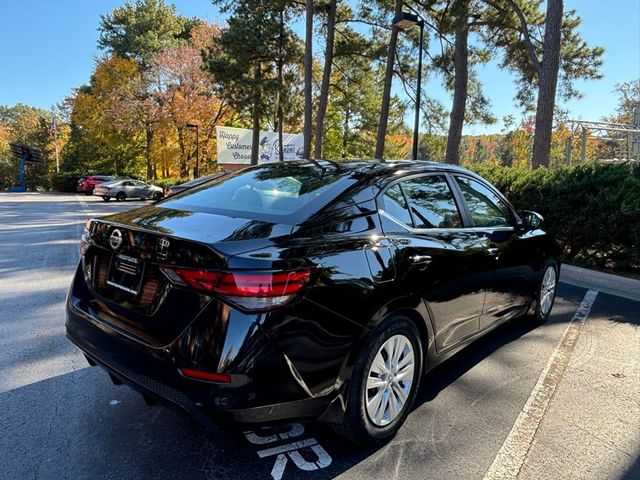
530, 260, 558, 324
84, 191, 92, 196
153, 191, 163, 201
102, 196, 110, 202
116, 192, 126, 202
332, 315, 422, 446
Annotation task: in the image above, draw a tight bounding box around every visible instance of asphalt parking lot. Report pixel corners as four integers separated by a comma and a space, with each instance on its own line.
0, 192, 638, 480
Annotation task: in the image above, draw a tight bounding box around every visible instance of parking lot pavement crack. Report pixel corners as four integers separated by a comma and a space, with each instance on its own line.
572, 423, 633, 457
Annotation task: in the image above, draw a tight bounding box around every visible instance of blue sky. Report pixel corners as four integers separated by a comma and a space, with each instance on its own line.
0, 0, 638, 134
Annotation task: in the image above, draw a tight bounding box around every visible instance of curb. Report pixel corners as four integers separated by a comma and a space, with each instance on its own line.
560, 264, 640, 302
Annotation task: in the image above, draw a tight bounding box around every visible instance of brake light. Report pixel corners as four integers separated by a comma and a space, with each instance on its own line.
80, 219, 93, 256
172, 268, 221, 291
162, 268, 312, 311
216, 271, 311, 296
179, 368, 231, 383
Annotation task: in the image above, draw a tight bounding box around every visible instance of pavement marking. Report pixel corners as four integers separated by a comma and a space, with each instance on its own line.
243, 423, 332, 480
77, 194, 94, 217
483, 289, 599, 480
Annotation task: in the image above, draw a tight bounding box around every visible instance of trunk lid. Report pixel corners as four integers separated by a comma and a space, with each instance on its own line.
81, 205, 293, 346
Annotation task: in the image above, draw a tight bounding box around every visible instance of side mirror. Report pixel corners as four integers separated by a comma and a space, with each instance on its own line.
521, 210, 544, 229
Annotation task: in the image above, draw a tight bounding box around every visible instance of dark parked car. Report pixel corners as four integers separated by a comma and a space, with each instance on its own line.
66, 160, 560, 445
94, 179, 164, 201
165, 171, 228, 196
76, 175, 116, 195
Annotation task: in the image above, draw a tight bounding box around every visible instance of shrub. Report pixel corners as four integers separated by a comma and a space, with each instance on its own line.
51, 172, 83, 192
466, 162, 640, 274
151, 177, 190, 191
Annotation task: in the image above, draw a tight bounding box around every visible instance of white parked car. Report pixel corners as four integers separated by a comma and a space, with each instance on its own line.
93, 180, 164, 202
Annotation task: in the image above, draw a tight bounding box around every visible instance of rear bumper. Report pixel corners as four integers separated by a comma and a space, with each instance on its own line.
65, 265, 337, 426
68, 332, 329, 426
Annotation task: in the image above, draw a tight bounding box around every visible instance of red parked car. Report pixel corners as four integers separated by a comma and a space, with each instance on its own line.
77, 175, 116, 195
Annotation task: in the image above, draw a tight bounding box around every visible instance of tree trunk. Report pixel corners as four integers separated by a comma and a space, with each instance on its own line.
145, 122, 154, 179
445, 3, 469, 166
313, 0, 337, 160
251, 65, 262, 166
532, 0, 563, 168
374, 0, 403, 160
178, 127, 188, 178
303, 0, 313, 159
277, 9, 285, 162
342, 106, 350, 158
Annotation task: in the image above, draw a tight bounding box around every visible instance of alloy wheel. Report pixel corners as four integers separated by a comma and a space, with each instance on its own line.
540, 266, 557, 316
365, 334, 415, 427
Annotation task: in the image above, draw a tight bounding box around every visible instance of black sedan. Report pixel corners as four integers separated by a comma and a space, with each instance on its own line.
66, 160, 560, 445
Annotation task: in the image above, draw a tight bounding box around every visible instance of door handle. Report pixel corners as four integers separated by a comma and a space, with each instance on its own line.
487, 247, 499, 256
410, 254, 432, 265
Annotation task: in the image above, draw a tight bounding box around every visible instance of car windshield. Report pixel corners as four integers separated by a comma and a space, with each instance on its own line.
158, 163, 351, 223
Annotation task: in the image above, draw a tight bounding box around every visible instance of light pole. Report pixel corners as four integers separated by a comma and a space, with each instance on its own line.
186, 123, 200, 178
393, 11, 424, 161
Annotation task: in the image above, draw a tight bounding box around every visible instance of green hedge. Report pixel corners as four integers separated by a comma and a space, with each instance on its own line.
151, 177, 190, 190
467, 162, 640, 274
51, 172, 84, 192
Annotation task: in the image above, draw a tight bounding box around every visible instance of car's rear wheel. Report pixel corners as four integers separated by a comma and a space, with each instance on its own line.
332, 315, 422, 446
102, 196, 110, 201
84, 191, 92, 196
116, 192, 126, 202
531, 261, 558, 324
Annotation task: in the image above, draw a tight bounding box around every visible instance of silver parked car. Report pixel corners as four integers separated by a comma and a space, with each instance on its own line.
93, 180, 164, 202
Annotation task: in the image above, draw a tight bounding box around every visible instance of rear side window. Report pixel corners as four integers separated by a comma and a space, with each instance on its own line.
454, 176, 511, 228
401, 176, 462, 229
381, 184, 413, 226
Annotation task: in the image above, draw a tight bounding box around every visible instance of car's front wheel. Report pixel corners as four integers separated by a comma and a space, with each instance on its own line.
333, 315, 422, 446
102, 196, 110, 201
153, 191, 163, 201
116, 192, 126, 202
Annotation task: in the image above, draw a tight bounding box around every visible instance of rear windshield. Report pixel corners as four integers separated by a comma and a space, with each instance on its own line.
158, 164, 350, 223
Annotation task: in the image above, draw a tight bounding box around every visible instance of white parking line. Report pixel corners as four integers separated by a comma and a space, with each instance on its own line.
483, 289, 599, 480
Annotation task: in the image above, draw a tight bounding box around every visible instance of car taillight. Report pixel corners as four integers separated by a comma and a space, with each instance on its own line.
80, 219, 93, 256
179, 368, 231, 383
161, 268, 312, 311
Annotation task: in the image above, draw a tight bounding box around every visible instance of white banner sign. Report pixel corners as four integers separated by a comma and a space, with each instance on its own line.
216, 126, 305, 164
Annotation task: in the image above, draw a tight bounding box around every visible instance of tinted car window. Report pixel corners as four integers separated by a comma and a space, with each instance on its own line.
160, 164, 347, 222
455, 176, 511, 227
401, 175, 462, 229
381, 184, 412, 226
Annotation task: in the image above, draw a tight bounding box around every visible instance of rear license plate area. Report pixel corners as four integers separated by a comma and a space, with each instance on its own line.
106, 254, 145, 295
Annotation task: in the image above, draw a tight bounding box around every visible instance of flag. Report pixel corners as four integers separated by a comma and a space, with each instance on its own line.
49, 120, 57, 137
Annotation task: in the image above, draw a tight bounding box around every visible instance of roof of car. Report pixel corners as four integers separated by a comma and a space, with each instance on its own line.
249, 159, 474, 180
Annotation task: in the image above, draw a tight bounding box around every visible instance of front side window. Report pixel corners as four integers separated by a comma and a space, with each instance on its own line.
381, 184, 412, 226
455, 176, 511, 228
401, 176, 462, 229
